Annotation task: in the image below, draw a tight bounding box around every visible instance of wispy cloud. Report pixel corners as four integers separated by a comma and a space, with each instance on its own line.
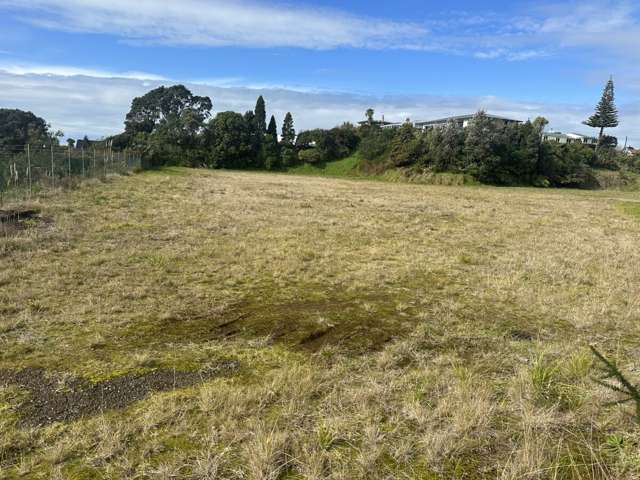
1, 0, 639, 63
0, 67, 637, 145
0, 0, 427, 50
473, 48, 549, 61
0, 62, 166, 80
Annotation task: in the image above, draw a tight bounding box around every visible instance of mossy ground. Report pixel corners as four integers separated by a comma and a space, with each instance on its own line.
2, 169, 640, 478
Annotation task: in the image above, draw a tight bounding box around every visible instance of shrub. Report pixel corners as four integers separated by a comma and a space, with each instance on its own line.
359, 127, 394, 162
299, 148, 323, 164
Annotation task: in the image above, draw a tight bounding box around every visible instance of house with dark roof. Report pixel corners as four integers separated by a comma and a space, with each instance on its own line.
414, 113, 523, 130
357, 114, 395, 128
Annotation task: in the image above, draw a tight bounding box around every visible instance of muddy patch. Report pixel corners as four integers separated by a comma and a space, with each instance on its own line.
0, 360, 239, 427
0, 208, 49, 235
128, 296, 418, 355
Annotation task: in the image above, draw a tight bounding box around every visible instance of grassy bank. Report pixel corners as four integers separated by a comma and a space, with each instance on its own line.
286, 152, 362, 177
2, 168, 640, 478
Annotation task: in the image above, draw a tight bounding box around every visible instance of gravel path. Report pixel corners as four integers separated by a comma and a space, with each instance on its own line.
0, 361, 239, 427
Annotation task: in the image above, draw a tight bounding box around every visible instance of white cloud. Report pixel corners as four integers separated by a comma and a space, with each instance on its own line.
0, 0, 427, 50
1, 0, 638, 65
0, 63, 166, 80
473, 48, 549, 61
537, 1, 640, 55
0, 68, 637, 145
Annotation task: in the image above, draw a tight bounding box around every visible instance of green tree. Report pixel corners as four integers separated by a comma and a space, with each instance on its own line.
243, 110, 264, 168
207, 111, 254, 169
280, 146, 298, 167
124, 85, 212, 137
389, 123, 423, 167
267, 115, 278, 142
255, 96, 267, 135
365, 108, 375, 124
281, 112, 295, 146
262, 135, 280, 170
463, 111, 495, 175
359, 126, 394, 162
425, 121, 465, 171
584, 78, 619, 148
0, 109, 54, 148
123, 85, 212, 166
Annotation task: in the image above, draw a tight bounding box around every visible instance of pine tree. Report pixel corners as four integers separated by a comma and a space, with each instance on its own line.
281, 112, 295, 146
243, 110, 263, 168
254, 96, 266, 134
267, 115, 278, 142
464, 111, 493, 172
584, 78, 619, 147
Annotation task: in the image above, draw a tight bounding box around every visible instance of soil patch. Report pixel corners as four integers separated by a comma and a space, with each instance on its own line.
131, 296, 416, 355
0, 208, 48, 235
0, 360, 239, 427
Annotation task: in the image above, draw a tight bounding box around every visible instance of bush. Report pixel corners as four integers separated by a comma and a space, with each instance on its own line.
299, 148, 323, 164
359, 127, 394, 161
543, 143, 598, 188
388, 124, 426, 167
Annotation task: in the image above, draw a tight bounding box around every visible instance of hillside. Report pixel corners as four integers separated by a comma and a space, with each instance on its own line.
2, 169, 640, 478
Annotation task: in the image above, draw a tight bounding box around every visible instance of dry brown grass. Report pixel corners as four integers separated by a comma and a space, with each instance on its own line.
1, 167, 640, 479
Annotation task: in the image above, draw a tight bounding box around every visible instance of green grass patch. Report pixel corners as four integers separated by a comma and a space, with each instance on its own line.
618, 201, 640, 220
286, 152, 362, 177
140, 166, 194, 176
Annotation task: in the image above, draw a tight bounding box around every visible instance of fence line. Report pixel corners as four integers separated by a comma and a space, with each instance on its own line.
0, 144, 141, 206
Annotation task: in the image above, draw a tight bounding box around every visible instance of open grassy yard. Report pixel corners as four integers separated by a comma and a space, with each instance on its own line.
2, 168, 640, 479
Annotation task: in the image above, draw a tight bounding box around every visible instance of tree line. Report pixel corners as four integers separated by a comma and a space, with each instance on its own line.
108, 85, 299, 170
1, 78, 636, 188
351, 78, 631, 187
358, 114, 603, 187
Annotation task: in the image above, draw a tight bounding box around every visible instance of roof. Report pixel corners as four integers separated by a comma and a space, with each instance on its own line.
357, 120, 394, 126
544, 132, 597, 141
414, 113, 523, 126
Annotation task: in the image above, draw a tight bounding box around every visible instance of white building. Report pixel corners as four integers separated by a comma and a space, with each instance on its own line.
414, 113, 522, 130
542, 132, 598, 146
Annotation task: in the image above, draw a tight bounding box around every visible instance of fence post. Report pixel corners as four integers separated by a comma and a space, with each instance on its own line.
67, 147, 71, 177
27, 143, 32, 198
51, 144, 55, 188
93, 148, 96, 177
82, 148, 85, 177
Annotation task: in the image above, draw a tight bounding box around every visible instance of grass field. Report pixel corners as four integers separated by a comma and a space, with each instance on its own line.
286, 153, 362, 177
2, 168, 640, 479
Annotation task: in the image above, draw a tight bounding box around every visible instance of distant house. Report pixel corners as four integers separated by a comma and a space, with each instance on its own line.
357, 115, 395, 128
414, 113, 523, 130
75, 137, 101, 150
625, 146, 638, 156
542, 132, 598, 147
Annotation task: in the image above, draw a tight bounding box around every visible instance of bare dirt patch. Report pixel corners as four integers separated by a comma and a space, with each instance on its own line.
0, 361, 239, 427
0, 207, 49, 235
128, 295, 422, 355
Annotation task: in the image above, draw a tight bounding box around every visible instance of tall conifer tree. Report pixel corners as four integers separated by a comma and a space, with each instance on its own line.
254, 96, 267, 134
267, 115, 278, 142
584, 78, 619, 147
281, 112, 295, 146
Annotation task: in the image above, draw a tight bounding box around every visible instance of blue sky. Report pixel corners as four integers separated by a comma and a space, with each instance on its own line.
0, 0, 638, 144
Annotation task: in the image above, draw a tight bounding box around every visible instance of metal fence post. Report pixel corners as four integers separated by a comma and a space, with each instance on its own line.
67, 147, 71, 177
82, 148, 85, 177
27, 144, 32, 198
51, 144, 55, 188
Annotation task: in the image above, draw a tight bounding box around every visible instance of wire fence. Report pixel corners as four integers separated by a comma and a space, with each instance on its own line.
0, 143, 141, 206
